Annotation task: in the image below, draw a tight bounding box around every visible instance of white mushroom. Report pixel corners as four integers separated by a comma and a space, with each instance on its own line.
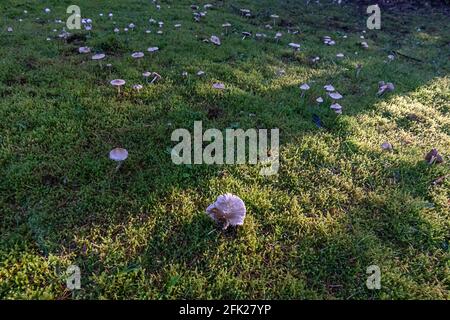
328, 92, 343, 100
381, 141, 393, 151
288, 43, 301, 52
210, 35, 221, 46
110, 79, 126, 95
78, 46, 91, 54
330, 103, 343, 114
206, 193, 246, 230
91, 53, 106, 68
213, 82, 225, 90
324, 84, 335, 92
109, 148, 128, 171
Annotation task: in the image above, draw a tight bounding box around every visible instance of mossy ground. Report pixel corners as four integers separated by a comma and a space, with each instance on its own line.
0, 0, 449, 299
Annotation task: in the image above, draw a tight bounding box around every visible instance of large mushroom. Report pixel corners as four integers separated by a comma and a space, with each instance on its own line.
109, 148, 128, 171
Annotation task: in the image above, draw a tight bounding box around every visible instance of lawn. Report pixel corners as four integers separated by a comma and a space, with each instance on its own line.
0, 0, 449, 299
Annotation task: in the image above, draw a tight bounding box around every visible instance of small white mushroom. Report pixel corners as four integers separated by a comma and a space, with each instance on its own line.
328, 92, 343, 101
109, 148, 128, 171
147, 47, 159, 53
288, 43, 301, 52
210, 35, 221, 46
110, 79, 126, 95
92, 53, 106, 68
300, 83, 310, 98
381, 141, 393, 151
78, 46, 91, 54
222, 22, 231, 35
336, 53, 345, 58
324, 84, 335, 92
330, 103, 343, 114
133, 84, 143, 92
242, 31, 251, 40
270, 14, 279, 26
213, 82, 225, 90
316, 97, 324, 104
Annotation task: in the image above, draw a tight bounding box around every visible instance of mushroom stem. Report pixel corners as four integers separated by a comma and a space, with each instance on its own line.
115, 161, 123, 172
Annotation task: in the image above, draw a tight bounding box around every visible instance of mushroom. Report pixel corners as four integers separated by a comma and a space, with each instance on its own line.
197, 70, 206, 77
330, 103, 343, 114
241, 31, 251, 40
110, 79, 126, 96
274, 32, 282, 43
131, 52, 144, 65
210, 35, 221, 46
425, 149, 444, 165
222, 22, 231, 35
147, 47, 159, 53
213, 82, 225, 90
336, 53, 345, 58
361, 41, 369, 49
328, 92, 343, 101
270, 14, 279, 26
300, 83, 310, 98
149, 72, 161, 84
381, 141, 393, 151
91, 53, 106, 68
7, 27, 13, 33
206, 193, 246, 230
316, 97, 324, 104
324, 84, 335, 92
109, 148, 128, 171
133, 84, 143, 92
288, 42, 301, 53
240, 9, 251, 17
78, 46, 91, 54
377, 82, 395, 96
143, 71, 152, 83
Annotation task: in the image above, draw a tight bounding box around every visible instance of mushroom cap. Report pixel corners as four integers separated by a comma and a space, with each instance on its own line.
242, 31, 252, 36
336, 53, 345, 58
197, 70, 205, 76
142, 71, 152, 77
206, 193, 246, 228
131, 52, 144, 58
275, 32, 282, 38
92, 53, 106, 60
110, 79, 126, 86
133, 84, 143, 90
288, 42, 301, 49
147, 47, 159, 52
78, 46, 91, 54
300, 83, 310, 91
316, 97, 324, 103
222, 22, 231, 27
210, 35, 221, 46
330, 103, 343, 113
328, 92, 343, 100
109, 148, 128, 161
270, 14, 279, 19
324, 84, 335, 92
381, 141, 393, 151
425, 148, 444, 164
213, 82, 225, 90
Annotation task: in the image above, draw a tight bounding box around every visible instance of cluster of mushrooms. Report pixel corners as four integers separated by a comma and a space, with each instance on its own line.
8, 2, 446, 231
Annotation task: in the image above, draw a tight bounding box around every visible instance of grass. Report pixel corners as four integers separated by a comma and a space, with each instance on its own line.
0, 0, 449, 299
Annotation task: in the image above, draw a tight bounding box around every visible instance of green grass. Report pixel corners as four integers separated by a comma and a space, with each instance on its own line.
0, 0, 449, 299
